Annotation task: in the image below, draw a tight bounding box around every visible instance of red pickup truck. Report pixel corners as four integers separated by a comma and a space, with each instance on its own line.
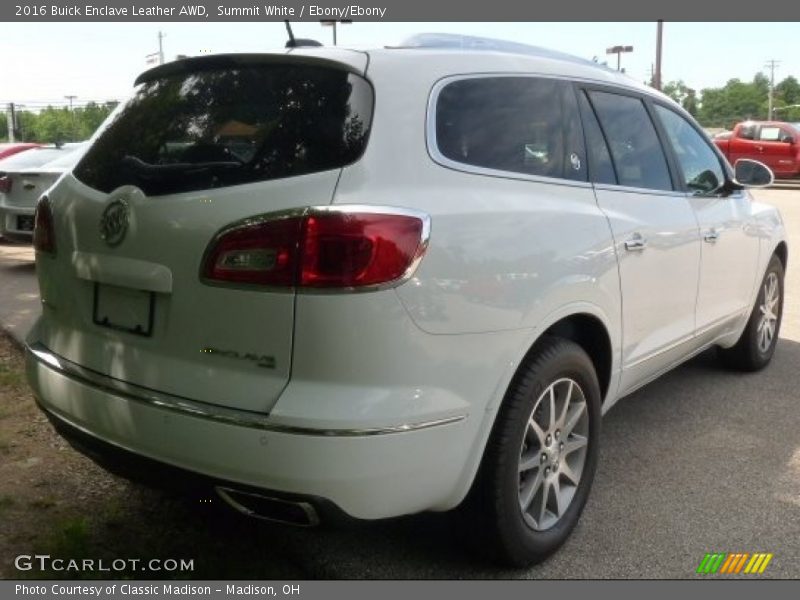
714, 121, 800, 178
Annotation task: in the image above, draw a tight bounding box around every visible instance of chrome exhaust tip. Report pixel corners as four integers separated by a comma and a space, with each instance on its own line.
215, 486, 320, 527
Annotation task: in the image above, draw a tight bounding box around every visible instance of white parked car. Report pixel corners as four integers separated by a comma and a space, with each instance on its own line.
0, 143, 87, 241
26, 35, 786, 566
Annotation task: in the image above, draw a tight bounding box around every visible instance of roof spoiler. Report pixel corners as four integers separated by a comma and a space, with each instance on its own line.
135, 52, 357, 86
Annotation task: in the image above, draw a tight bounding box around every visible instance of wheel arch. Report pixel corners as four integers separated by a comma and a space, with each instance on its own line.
774, 240, 788, 270
537, 313, 613, 403
448, 307, 619, 511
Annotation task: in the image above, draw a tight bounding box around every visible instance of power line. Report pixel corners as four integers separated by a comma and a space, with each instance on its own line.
0, 99, 120, 104
0, 100, 120, 112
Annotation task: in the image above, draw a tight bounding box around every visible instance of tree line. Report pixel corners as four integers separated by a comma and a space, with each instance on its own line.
1, 101, 118, 144
2, 71, 799, 144
661, 74, 800, 128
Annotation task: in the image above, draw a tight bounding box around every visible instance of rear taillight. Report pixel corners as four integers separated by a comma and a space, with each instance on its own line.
34, 196, 56, 255
201, 207, 429, 290
0, 175, 11, 194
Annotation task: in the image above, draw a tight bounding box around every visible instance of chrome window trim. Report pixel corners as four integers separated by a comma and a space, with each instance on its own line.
592, 183, 688, 198
27, 342, 465, 436
198, 204, 431, 294
426, 72, 699, 196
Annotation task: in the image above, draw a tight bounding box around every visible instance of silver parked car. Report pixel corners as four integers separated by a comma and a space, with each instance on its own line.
0, 143, 87, 241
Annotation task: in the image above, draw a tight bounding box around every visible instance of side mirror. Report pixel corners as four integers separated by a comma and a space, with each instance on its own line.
784, 136, 795, 145
733, 159, 774, 188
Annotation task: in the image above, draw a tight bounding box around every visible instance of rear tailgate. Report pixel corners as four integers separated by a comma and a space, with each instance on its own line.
2, 171, 60, 234
3, 171, 60, 210
34, 54, 373, 414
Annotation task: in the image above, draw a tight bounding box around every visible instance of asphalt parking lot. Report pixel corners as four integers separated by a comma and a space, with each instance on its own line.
0, 188, 798, 579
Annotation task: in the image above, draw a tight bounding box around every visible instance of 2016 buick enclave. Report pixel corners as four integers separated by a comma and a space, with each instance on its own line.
26, 35, 786, 566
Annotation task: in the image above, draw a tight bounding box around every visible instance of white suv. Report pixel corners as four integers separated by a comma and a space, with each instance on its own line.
26, 35, 786, 566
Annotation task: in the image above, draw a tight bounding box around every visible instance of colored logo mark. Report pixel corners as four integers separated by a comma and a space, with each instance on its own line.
696, 552, 773, 575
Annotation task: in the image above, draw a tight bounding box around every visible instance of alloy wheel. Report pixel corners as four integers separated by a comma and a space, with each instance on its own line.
517, 378, 589, 531
757, 272, 780, 354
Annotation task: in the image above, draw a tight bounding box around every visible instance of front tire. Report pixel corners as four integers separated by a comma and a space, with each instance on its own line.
466, 337, 601, 567
718, 254, 784, 371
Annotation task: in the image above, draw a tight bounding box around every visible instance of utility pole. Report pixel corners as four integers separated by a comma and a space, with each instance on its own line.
158, 30, 166, 65
65, 95, 78, 142
654, 20, 663, 91
5, 103, 15, 142
765, 59, 780, 120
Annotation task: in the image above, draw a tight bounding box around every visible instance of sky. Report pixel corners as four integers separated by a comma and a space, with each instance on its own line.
0, 21, 798, 108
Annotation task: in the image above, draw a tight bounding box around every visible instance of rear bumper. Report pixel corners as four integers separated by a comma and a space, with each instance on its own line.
26, 342, 473, 520
38, 402, 346, 525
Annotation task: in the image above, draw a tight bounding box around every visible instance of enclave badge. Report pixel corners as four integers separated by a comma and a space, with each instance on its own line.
100, 198, 130, 247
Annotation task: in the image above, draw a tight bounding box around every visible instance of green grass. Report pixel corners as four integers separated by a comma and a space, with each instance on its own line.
0, 364, 25, 388
0, 495, 16, 512
49, 517, 91, 559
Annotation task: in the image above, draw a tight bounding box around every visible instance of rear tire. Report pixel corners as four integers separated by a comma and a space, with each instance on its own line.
465, 336, 601, 567
718, 254, 784, 371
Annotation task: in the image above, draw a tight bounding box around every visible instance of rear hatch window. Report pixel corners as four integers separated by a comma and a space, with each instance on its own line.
74, 59, 374, 196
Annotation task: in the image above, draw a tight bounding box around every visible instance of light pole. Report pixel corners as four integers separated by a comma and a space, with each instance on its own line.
320, 20, 351, 46
606, 45, 633, 72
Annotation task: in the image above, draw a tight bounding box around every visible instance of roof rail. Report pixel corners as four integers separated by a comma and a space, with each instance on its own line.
397, 33, 605, 69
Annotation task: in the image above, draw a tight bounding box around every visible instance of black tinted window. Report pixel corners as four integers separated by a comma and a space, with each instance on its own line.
739, 124, 757, 140
435, 77, 585, 182
577, 91, 616, 185
74, 63, 373, 196
655, 105, 725, 194
589, 91, 673, 191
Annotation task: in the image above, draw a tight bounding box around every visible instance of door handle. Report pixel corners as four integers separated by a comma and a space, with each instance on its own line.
624, 234, 647, 252
704, 229, 720, 244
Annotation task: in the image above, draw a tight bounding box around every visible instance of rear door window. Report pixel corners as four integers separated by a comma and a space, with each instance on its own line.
588, 91, 673, 192
434, 76, 586, 182
74, 62, 374, 196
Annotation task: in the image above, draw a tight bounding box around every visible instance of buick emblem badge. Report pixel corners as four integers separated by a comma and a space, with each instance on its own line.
100, 198, 130, 247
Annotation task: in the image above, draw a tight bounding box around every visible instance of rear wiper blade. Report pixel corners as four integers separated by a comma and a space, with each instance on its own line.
121, 155, 241, 177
